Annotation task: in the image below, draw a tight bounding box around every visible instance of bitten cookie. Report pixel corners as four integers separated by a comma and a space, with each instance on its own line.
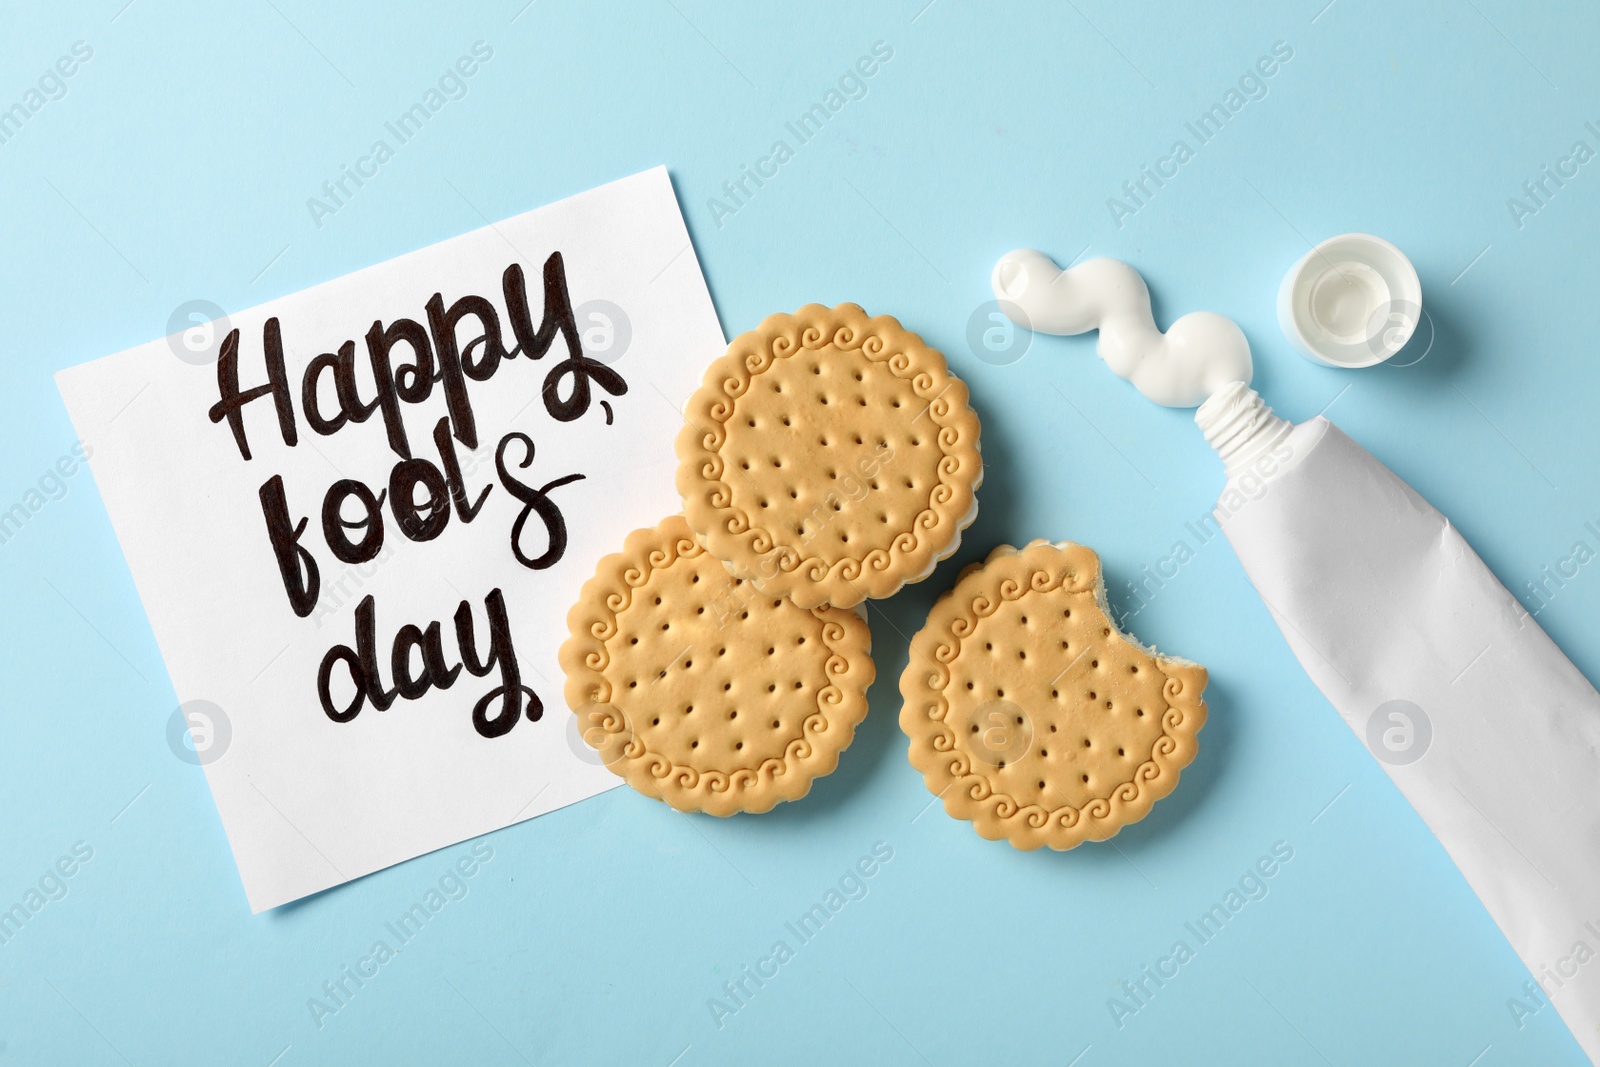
676, 303, 982, 610
899, 540, 1207, 849
561, 515, 875, 816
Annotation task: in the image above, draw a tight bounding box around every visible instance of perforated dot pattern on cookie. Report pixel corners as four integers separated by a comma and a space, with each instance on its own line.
898, 540, 1207, 849
676, 303, 982, 609
560, 515, 874, 816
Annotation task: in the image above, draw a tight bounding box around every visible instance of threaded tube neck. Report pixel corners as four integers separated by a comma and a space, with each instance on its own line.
1196, 381, 1292, 477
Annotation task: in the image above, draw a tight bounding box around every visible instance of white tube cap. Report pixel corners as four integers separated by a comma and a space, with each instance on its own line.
1277, 233, 1421, 368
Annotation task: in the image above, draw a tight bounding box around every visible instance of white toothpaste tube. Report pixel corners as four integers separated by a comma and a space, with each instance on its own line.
1198, 381, 1600, 1062
992, 248, 1600, 1057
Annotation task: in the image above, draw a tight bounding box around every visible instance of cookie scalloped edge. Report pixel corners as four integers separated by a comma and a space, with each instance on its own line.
898, 539, 1208, 849
560, 516, 876, 816
675, 302, 983, 609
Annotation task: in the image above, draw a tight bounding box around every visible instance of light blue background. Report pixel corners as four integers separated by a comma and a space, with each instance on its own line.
3, 0, 1597, 1063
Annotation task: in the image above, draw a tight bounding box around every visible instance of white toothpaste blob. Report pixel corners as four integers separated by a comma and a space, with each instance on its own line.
991, 249, 1253, 407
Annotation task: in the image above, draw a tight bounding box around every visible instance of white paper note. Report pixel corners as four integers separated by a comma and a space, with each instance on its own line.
56, 166, 725, 912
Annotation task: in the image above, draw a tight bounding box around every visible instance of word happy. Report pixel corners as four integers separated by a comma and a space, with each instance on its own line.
209, 252, 626, 737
